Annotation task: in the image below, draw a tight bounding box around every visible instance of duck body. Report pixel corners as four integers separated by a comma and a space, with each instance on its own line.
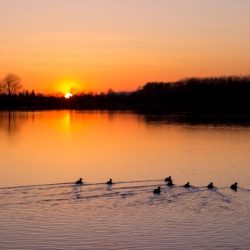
230, 182, 238, 191
164, 176, 172, 182
207, 182, 214, 189
184, 182, 190, 188
153, 187, 161, 194
106, 179, 113, 185
75, 178, 83, 185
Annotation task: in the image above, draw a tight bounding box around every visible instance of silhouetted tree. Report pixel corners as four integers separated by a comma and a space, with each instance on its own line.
2, 73, 22, 95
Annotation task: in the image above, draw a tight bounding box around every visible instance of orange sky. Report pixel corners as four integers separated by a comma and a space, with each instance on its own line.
1, 0, 250, 94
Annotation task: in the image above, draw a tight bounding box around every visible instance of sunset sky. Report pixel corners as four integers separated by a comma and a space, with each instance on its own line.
0, 0, 250, 94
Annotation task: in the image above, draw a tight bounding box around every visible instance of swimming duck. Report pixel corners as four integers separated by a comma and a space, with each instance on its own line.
230, 182, 238, 191
153, 186, 161, 194
106, 179, 113, 185
184, 182, 190, 188
75, 178, 83, 185
207, 182, 214, 189
164, 176, 172, 182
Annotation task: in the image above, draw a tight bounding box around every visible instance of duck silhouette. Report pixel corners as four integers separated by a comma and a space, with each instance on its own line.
164, 176, 172, 182
75, 178, 83, 185
230, 182, 238, 191
184, 182, 190, 188
207, 182, 214, 189
153, 186, 161, 194
106, 179, 113, 185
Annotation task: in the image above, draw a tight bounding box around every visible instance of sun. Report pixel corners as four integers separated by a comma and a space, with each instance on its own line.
64, 92, 73, 99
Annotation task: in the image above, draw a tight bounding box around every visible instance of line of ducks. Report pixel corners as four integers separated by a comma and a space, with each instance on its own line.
75, 178, 113, 185
75, 177, 238, 195
153, 176, 238, 194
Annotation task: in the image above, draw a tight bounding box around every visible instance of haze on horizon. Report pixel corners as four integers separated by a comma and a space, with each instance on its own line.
1, 0, 250, 94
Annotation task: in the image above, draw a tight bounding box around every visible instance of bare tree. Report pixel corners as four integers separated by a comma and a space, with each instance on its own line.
2, 73, 22, 95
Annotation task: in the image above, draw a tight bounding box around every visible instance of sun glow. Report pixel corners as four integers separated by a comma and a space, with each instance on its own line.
59, 80, 80, 98
64, 92, 73, 99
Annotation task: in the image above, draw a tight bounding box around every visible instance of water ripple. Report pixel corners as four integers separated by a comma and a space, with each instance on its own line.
0, 180, 249, 249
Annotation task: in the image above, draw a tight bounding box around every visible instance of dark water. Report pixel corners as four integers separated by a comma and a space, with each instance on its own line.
0, 111, 250, 249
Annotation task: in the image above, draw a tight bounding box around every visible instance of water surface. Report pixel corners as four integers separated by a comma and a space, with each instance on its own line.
0, 111, 249, 249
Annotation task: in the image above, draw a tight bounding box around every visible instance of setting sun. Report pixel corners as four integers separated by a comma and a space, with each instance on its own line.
64, 93, 73, 99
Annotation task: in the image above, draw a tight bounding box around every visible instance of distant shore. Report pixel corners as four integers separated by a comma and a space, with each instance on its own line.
1, 76, 250, 117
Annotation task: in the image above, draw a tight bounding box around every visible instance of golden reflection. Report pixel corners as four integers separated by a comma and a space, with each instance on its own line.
61, 111, 72, 131
1, 111, 250, 188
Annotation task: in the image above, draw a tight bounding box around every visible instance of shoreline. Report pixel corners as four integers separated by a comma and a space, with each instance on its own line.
2, 109, 250, 126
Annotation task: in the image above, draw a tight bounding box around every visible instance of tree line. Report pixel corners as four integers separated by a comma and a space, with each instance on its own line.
1, 74, 250, 115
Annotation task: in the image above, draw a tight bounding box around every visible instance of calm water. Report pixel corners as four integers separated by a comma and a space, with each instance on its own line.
0, 111, 250, 249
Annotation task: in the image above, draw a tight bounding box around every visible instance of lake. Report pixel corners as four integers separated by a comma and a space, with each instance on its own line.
0, 111, 250, 249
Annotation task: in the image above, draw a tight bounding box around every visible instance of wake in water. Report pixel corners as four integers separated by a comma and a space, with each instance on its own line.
0, 179, 250, 250
0, 179, 247, 208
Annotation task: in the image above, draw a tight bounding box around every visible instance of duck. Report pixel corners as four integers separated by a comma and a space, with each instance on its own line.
230, 182, 238, 191
106, 178, 113, 185
153, 186, 161, 194
75, 178, 83, 185
164, 176, 172, 182
207, 182, 214, 189
167, 180, 174, 186
184, 182, 190, 188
